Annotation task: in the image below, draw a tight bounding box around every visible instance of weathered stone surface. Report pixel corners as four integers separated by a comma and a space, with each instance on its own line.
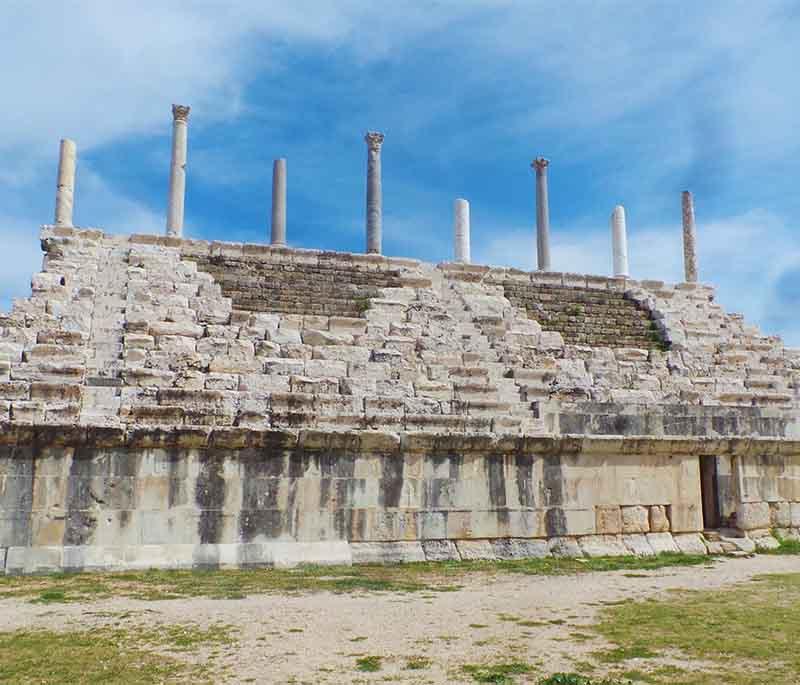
738, 502, 771, 531
645, 532, 679, 554
350, 542, 425, 565
673, 533, 707, 555
621, 506, 650, 534
622, 534, 655, 556
422, 540, 460, 562
455, 540, 496, 560
579, 534, 628, 557
595, 505, 622, 535
649, 505, 671, 533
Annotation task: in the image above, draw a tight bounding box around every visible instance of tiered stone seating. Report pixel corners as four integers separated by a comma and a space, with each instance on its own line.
502, 281, 666, 349
187, 254, 404, 317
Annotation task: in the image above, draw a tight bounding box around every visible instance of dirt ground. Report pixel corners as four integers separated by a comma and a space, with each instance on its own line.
2, 555, 799, 684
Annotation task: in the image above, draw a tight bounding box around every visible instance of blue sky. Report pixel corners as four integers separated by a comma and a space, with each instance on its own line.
1, 1, 799, 343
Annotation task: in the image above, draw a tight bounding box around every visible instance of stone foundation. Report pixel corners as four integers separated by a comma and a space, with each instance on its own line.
2, 425, 798, 574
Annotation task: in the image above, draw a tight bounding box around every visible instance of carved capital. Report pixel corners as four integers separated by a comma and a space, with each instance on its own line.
531, 157, 549, 172
172, 104, 191, 122
365, 131, 385, 151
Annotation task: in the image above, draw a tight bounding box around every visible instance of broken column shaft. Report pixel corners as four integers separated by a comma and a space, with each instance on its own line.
454, 198, 471, 264
682, 191, 699, 283
532, 158, 551, 271
365, 131, 384, 254
54, 139, 77, 227
271, 158, 287, 246
166, 104, 190, 238
610, 204, 629, 277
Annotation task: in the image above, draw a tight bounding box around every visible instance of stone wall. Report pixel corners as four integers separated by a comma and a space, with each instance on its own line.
1, 226, 799, 572
4, 425, 797, 573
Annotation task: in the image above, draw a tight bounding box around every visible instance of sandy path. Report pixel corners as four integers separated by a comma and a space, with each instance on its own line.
2, 555, 799, 684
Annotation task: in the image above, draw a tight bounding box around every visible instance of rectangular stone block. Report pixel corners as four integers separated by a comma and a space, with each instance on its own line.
455, 539, 496, 560
621, 505, 650, 533
350, 541, 425, 564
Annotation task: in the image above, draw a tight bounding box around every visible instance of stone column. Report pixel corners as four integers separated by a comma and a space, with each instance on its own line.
610, 204, 629, 277
454, 198, 471, 264
532, 158, 551, 271
682, 191, 698, 283
166, 104, 190, 237
271, 158, 287, 246
365, 131, 385, 254
54, 138, 77, 227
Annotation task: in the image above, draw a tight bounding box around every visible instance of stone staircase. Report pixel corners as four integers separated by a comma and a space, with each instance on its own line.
187, 254, 404, 317
502, 282, 666, 349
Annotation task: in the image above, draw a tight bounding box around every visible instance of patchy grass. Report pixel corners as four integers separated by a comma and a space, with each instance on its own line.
0, 553, 714, 604
591, 572, 800, 684
355, 655, 382, 672
766, 532, 800, 555
539, 675, 629, 685
0, 622, 235, 684
462, 660, 535, 684
405, 656, 432, 670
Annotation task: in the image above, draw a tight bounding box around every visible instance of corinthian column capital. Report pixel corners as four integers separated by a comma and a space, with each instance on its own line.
172, 104, 191, 123
365, 131, 385, 151
531, 157, 549, 173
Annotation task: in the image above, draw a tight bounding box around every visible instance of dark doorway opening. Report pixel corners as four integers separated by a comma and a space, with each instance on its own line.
699, 455, 720, 530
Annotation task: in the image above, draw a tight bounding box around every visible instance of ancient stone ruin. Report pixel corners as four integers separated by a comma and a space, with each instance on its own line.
1, 108, 798, 574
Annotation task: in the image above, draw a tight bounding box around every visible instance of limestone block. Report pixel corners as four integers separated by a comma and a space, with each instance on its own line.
738, 501, 771, 530
791, 503, 800, 528
307, 346, 370, 366
622, 534, 655, 556
673, 533, 707, 555
305, 359, 347, 378
149, 321, 204, 338
255, 341, 281, 357
124, 334, 155, 350
208, 357, 262, 374
414, 380, 452, 401
719, 535, 756, 554
579, 534, 628, 557
595, 505, 622, 534
11, 401, 45, 423
329, 317, 368, 336
24, 344, 84, 362
268, 328, 302, 345
155, 335, 196, 354
491, 538, 550, 560
649, 505, 671, 532
621, 505, 650, 534
548, 537, 582, 558
615, 348, 649, 362
350, 542, 425, 564
205, 373, 239, 391
122, 368, 175, 388
645, 532, 679, 554
0, 381, 30, 400
753, 535, 781, 551
422, 540, 460, 561
302, 329, 352, 346
455, 539, 496, 560
290, 376, 339, 395
769, 501, 792, 528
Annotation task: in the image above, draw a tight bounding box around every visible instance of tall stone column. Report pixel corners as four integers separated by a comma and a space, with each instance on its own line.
682, 191, 698, 283
166, 104, 190, 237
271, 158, 287, 246
454, 198, 471, 264
54, 138, 77, 227
365, 131, 385, 254
532, 158, 551, 271
610, 204, 629, 277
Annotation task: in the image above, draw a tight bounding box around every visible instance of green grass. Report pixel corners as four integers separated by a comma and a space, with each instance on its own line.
405, 656, 431, 670
591, 572, 800, 684
766, 531, 800, 555
462, 660, 534, 684
0, 622, 235, 684
538, 676, 629, 685
0, 553, 715, 604
355, 655, 382, 672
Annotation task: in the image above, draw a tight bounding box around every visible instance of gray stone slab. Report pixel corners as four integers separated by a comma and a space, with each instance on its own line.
455, 539, 496, 561
579, 534, 629, 558
548, 536, 582, 558
622, 534, 655, 557
646, 532, 680, 555
422, 540, 460, 562
673, 533, 708, 556
350, 541, 425, 565
753, 535, 780, 552
491, 538, 549, 560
